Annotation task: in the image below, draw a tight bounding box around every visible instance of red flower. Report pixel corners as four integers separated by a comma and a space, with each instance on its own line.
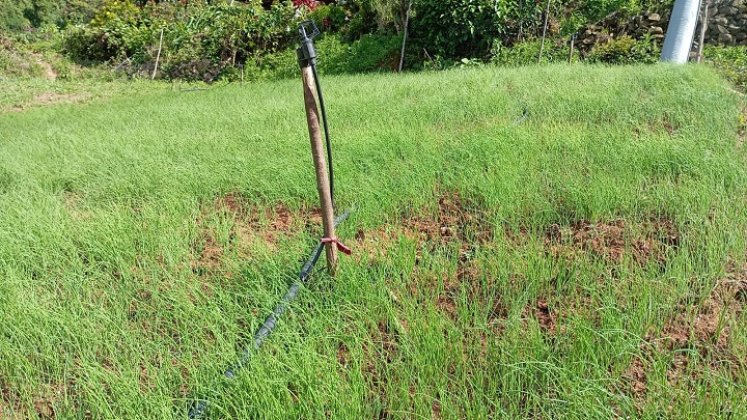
293, 0, 319, 11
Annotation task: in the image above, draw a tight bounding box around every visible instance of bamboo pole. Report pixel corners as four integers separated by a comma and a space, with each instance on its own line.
152, 28, 164, 80
300, 65, 338, 275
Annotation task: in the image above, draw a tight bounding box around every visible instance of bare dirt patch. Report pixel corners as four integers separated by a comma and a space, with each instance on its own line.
355, 189, 495, 320
523, 298, 558, 335
432, 400, 443, 419
1, 379, 22, 419
543, 218, 679, 266
623, 357, 647, 399
356, 190, 493, 256
404, 190, 493, 246
33, 383, 64, 419
10, 92, 92, 112
0, 379, 66, 419
337, 342, 350, 368
61, 192, 92, 221
659, 273, 746, 360
624, 261, 747, 401
642, 113, 679, 136
191, 194, 313, 275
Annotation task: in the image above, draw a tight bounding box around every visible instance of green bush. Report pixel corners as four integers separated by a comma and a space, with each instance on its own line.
61, 0, 300, 81
411, 0, 504, 59
491, 39, 578, 66
704, 45, 747, 91
337, 0, 378, 41
244, 34, 402, 81
587, 35, 660, 65
0, 0, 105, 31
310, 4, 348, 33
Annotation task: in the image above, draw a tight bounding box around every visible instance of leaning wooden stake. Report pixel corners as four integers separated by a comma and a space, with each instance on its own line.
152, 28, 164, 80
301, 65, 338, 275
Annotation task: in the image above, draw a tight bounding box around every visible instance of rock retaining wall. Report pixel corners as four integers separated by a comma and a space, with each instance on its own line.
578, 0, 746, 53
705, 0, 747, 45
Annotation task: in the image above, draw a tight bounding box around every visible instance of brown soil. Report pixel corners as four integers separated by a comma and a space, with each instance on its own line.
20, 92, 91, 111
531, 298, 557, 335
659, 273, 746, 357
1, 380, 21, 419
623, 357, 647, 399
337, 342, 350, 368
543, 218, 679, 266
432, 400, 443, 419
362, 189, 493, 319
62, 192, 91, 221
641, 113, 678, 136
32, 382, 64, 419
404, 190, 493, 245
1, 378, 69, 420
436, 294, 458, 320
625, 260, 747, 400
377, 320, 399, 364
191, 193, 310, 275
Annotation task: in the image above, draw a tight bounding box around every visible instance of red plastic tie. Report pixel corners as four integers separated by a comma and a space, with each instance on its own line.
321, 237, 352, 255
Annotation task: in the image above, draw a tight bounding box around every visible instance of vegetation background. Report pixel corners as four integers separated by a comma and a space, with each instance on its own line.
1, 0, 742, 86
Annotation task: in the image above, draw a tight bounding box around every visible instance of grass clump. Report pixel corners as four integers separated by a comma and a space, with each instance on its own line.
0, 64, 745, 418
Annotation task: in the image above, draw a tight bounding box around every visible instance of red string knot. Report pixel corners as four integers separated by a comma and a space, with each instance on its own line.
321, 237, 352, 255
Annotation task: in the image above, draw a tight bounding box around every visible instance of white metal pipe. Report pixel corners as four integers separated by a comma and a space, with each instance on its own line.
660, 0, 702, 63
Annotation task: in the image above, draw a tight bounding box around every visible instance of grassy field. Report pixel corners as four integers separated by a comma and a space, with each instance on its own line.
0, 64, 746, 418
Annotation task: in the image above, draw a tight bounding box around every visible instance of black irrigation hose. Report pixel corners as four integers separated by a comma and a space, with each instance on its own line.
512, 104, 530, 126
187, 209, 351, 419
311, 63, 335, 208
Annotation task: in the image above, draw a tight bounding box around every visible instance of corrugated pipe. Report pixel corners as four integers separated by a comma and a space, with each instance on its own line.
661, 0, 702, 63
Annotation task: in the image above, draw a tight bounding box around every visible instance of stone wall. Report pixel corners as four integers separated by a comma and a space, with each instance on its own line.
704, 0, 747, 45
577, 0, 746, 54
577, 11, 667, 52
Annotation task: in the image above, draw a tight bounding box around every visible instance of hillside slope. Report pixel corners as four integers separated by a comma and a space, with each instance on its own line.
0, 65, 745, 418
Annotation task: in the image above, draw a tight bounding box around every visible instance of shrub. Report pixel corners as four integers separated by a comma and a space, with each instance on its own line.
244, 33, 402, 81
410, 0, 504, 59
62, 24, 118, 62
586, 35, 660, 65
61, 0, 300, 78
309, 4, 348, 33
703, 45, 747, 91
491, 39, 578, 66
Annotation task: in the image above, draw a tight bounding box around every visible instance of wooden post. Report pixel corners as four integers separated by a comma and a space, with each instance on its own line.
301, 65, 338, 275
696, 0, 710, 63
398, 0, 412, 72
152, 28, 164, 80
537, 0, 551, 63
569, 33, 576, 63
